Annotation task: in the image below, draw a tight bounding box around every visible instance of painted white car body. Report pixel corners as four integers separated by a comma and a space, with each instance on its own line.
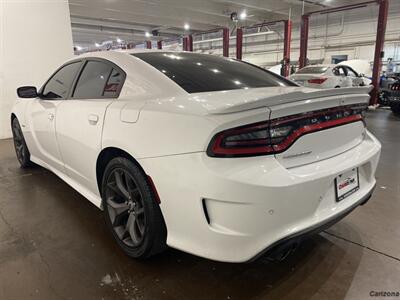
290, 64, 371, 89
11, 50, 381, 262
338, 59, 373, 78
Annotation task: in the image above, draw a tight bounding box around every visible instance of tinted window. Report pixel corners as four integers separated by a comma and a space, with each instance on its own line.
133, 52, 295, 93
42, 62, 81, 99
73, 61, 113, 98
346, 67, 358, 77
333, 67, 346, 76
296, 66, 329, 74
103, 68, 124, 98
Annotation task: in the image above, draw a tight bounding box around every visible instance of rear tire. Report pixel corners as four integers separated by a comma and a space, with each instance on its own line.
11, 118, 34, 168
102, 157, 167, 258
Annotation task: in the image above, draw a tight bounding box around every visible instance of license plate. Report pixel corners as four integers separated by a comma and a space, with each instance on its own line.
335, 168, 360, 202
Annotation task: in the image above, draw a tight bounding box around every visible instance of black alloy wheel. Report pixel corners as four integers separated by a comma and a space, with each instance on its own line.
102, 157, 167, 258
105, 168, 146, 247
11, 118, 33, 168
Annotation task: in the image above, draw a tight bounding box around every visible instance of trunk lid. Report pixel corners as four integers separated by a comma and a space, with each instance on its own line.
202, 86, 371, 168
289, 74, 326, 87
268, 88, 370, 168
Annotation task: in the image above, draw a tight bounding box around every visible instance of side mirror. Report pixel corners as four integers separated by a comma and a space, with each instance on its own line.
17, 86, 38, 98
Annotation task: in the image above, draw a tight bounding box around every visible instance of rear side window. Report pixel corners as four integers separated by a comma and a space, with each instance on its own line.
333, 67, 346, 76
346, 67, 358, 77
296, 66, 329, 74
73, 61, 113, 99
103, 69, 124, 98
132, 52, 295, 93
41, 62, 81, 99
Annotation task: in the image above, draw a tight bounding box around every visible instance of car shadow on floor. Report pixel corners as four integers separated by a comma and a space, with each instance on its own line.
0, 155, 364, 300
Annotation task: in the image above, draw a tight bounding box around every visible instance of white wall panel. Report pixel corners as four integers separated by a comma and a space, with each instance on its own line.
0, 0, 73, 139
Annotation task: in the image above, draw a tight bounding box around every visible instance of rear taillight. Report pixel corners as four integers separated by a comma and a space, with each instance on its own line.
391, 83, 400, 90
208, 121, 274, 157
308, 78, 328, 84
207, 104, 367, 158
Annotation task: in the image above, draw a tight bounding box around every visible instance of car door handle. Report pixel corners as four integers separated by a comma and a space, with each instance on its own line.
88, 114, 99, 125
48, 113, 54, 121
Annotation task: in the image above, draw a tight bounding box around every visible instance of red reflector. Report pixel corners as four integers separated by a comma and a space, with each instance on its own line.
147, 175, 161, 204
308, 78, 328, 84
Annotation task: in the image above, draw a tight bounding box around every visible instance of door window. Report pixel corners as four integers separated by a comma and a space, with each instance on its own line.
346, 67, 358, 77
41, 62, 81, 99
333, 67, 346, 76
73, 61, 113, 99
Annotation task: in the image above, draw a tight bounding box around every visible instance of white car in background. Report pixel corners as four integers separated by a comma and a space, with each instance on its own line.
11, 51, 380, 262
290, 64, 371, 89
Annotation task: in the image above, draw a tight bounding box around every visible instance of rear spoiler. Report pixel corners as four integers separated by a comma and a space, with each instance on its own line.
209, 86, 373, 114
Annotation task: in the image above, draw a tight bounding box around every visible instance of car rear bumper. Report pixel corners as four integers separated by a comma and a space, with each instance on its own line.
139, 130, 381, 262
250, 183, 375, 262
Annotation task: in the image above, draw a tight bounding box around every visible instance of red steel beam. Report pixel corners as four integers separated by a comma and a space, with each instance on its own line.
236, 27, 243, 60
188, 35, 193, 52
146, 41, 152, 49
222, 27, 229, 57
283, 20, 292, 77
157, 40, 162, 49
371, 0, 389, 105
299, 15, 309, 69
300, 1, 378, 70
182, 36, 188, 51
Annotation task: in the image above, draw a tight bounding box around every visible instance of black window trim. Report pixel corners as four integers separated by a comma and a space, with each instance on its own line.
70, 57, 127, 100
38, 57, 126, 101
344, 65, 359, 77
333, 66, 347, 77
38, 59, 84, 100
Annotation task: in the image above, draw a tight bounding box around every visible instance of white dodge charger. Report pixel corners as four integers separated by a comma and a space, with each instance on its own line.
12, 50, 381, 262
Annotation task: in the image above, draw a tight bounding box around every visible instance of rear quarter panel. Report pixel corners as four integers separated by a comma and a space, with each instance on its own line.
101, 100, 271, 160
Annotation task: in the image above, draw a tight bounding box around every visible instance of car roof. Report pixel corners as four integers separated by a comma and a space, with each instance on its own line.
302, 64, 336, 68
77, 49, 189, 59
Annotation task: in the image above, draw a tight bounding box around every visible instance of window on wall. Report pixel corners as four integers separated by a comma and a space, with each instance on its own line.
41, 62, 81, 99
331, 55, 348, 64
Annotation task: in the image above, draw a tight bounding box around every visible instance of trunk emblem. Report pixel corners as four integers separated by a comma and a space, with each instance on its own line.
282, 151, 312, 159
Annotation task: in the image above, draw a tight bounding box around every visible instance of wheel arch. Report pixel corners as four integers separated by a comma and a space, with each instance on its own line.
96, 147, 147, 197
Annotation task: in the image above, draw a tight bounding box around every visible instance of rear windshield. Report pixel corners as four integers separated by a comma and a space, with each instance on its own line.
296, 66, 329, 74
132, 52, 296, 93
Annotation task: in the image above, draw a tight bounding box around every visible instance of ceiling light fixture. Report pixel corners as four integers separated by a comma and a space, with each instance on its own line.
239, 11, 247, 20
95, 42, 101, 47
117, 38, 122, 43
75, 46, 82, 51
184, 23, 190, 30
145, 32, 151, 38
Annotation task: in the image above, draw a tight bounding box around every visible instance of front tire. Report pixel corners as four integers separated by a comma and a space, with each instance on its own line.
102, 157, 167, 258
11, 118, 33, 168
